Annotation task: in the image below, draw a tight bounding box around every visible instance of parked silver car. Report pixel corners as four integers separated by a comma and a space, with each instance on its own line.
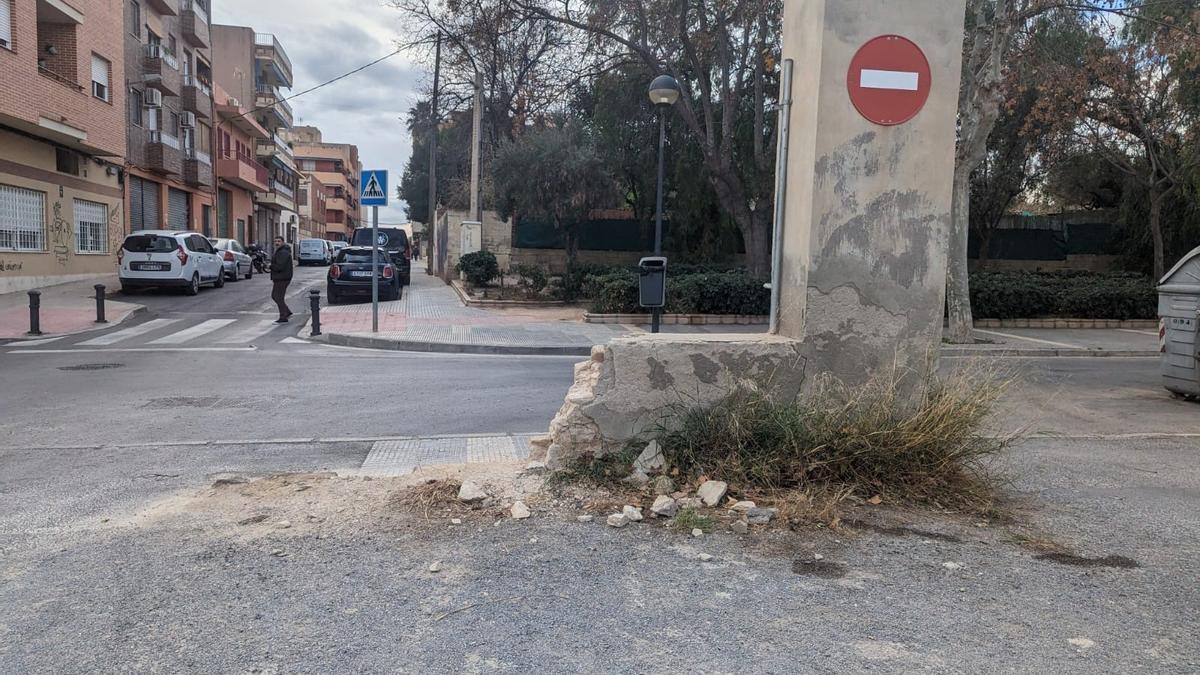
209, 238, 254, 281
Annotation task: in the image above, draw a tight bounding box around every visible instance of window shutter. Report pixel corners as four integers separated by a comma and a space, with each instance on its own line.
0, 0, 12, 49
91, 55, 109, 100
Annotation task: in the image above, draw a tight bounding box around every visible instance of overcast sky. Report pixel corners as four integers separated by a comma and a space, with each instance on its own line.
213, 0, 423, 225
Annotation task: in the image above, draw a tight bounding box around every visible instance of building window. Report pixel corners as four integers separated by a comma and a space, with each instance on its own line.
0, 185, 46, 252
91, 54, 111, 102
129, 0, 140, 38
74, 199, 107, 254
0, 0, 13, 50
56, 148, 80, 175
168, 34, 177, 55
129, 88, 143, 126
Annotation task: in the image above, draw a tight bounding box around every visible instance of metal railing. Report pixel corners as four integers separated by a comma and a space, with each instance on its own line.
253, 33, 293, 82
181, 0, 208, 24
272, 180, 295, 199
183, 75, 211, 96
146, 44, 179, 71
150, 131, 180, 149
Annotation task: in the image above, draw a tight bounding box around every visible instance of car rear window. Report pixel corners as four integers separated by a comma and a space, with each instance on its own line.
123, 235, 177, 253
351, 229, 408, 250
337, 250, 381, 264
301, 240, 325, 250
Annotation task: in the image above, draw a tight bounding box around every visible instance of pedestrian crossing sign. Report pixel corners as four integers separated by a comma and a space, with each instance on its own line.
361, 169, 389, 207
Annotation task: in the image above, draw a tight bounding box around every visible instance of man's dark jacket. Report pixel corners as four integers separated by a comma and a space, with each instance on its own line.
271, 245, 294, 281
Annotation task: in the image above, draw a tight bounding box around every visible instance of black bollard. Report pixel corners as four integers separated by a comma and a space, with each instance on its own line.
94, 284, 108, 324
309, 289, 322, 337
27, 290, 42, 336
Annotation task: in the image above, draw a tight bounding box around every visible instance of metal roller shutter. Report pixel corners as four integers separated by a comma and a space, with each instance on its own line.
167, 188, 189, 230
129, 176, 161, 230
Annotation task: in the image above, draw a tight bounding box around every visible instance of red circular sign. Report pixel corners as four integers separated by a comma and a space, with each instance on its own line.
847, 35, 932, 126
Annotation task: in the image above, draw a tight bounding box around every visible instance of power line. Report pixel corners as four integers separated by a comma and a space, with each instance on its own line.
227, 48, 406, 122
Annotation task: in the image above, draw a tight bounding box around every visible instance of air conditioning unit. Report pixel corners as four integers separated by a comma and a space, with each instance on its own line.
180, 111, 196, 128
144, 89, 164, 107
227, 97, 241, 108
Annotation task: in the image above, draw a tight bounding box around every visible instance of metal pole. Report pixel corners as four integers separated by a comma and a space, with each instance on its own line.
371, 205, 379, 333
94, 284, 108, 324
652, 110, 667, 334
768, 59, 795, 335
309, 289, 322, 336
27, 290, 42, 336
427, 31, 441, 277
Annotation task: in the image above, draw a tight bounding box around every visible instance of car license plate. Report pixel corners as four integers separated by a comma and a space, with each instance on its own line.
350, 271, 373, 278
133, 262, 168, 271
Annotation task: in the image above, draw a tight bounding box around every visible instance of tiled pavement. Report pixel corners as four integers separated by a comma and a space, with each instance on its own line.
357, 434, 534, 476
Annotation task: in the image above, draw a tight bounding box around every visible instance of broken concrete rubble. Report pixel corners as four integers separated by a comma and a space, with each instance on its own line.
650, 496, 678, 518
697, 481, 729, 507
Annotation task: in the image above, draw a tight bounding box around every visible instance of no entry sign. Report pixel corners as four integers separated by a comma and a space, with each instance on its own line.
847, 35, 932, 126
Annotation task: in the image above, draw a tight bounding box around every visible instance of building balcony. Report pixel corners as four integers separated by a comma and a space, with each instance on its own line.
253, 33, 293, 88
180, 0, 210, 49
254, 85, 293, 130
146, 131, 183, 175
144, 45, 182, 97
217, 152, 269, 192
255, 132, 294, 162
255, 180, 296, 212
181, 76, 213, 119
183, 147, 214, 188
146, 0, 179, 16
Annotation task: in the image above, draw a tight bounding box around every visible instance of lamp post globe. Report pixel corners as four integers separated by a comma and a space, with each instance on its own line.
648, 75, 681, 107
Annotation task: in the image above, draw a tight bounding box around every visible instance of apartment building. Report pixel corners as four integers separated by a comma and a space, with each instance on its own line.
212, 81, 267, 244
282, 125, 361, 242
122, 0, 216, 235
0, 0, 127, 293
297, 174, 327, 241
210, 25, 298, 247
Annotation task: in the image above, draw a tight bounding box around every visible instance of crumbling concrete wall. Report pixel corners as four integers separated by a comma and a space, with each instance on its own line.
541, 335, 807, 469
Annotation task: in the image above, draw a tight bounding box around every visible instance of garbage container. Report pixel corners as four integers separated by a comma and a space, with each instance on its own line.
639, 257, 668, 309
1158, 245, 1200, 399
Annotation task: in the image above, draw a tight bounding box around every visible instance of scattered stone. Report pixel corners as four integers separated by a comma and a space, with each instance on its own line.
294, 485, 310, 492
652, 475, 677, 496
511, 502, 532, 520
523, 461, 548, 476
622, 505, 644, 522
270, 549, 286, 557
633, 441, 666, 475
942, 562, 964, 571
450, 518, 463, 525
697, 480, 729, 506
622, 470, 650, 487
428, 561, 442, 573
745, 507, 777, 525
678, 497, 703, 510
275, 520, 292, 529
698, 554, 714, 562
577, 515, 594, 523
671, 491, 688, 500
1068, 637, 1096, 650
730, 520, 749, 535
729, 500, 757, 513
692, 528, 704, 538
650, 496, 679, 518
212, 476, 249, 488
590, 345, 606, 363
530, 538, 538, 544
238, 514, 269, 526
607, 514, 629, 528
457, 481, 488, 503
814, 553, 825, 561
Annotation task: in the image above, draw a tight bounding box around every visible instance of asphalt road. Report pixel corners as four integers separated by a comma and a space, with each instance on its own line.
1, 276, 1197, 672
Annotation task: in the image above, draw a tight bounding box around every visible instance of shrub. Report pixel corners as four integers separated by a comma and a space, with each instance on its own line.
586, 271, 769, 315
970, 270, 1156, 320
656, 365, 1014, 511
456, 251, 500, 287
513, 264, 549, 299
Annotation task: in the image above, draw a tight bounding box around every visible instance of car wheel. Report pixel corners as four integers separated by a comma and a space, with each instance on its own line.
327, 289, 340, 305
120, 284, 136, 295
229, 267, 240, 282
185, 273, 200, 296
214, 271, 225, 289
246, 266, 253, 280
401, 274, 411, 287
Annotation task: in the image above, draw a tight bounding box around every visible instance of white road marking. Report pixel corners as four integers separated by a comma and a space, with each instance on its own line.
147, 318, 237, 345
1117, 329, 1159, 337
860, 69, 920, 91
6, 336, 66, 347
214, 319, 279, 344
279, 337, 307, 344
78, 318, 182, 346
975, 329, 1084, 349
6, 347, 256, 354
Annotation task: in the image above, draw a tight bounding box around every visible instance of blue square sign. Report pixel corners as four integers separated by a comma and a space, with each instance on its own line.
361, 169, 389, 207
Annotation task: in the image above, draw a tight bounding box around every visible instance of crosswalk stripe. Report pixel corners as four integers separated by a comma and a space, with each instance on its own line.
147, 319, 238, 345
215, 319, 279, 344
8, 336, 66, 347
78, 319, 182, 346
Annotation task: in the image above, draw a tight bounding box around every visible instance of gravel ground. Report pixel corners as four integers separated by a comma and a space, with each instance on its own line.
1, 435, 1197, 673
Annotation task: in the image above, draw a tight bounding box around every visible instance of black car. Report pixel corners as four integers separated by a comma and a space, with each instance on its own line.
349, 227, 411, 286
326, 246, 402, 304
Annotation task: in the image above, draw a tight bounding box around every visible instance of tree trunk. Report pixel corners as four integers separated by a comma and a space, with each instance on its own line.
1148, 189, 1166, 281
744, 208, 772, 280
945, 164, 975, 344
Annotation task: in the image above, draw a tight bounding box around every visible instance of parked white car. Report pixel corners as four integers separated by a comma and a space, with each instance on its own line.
209, 237, 254, 281
118, 230, 225, 296
299, 238, 332, 265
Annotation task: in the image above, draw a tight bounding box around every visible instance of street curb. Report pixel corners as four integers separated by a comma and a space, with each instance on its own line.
317, 331, 593, 357
0, 304, 147, 343
943, 347, 1160, 358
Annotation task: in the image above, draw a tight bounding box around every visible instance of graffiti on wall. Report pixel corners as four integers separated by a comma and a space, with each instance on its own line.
50, 201, 71, 265
0, 259, 23, 273
108, 202, 124, 258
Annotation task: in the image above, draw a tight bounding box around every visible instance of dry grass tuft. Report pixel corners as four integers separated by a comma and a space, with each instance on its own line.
392, 478, 468, 519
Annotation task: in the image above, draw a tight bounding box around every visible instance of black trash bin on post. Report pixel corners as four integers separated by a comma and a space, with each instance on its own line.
639, 257, 667, 332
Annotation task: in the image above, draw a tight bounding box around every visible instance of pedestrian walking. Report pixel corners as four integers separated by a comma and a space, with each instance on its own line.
270, 236, 294, 324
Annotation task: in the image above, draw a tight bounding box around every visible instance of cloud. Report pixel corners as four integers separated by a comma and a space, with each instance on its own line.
213, 0, 421, 223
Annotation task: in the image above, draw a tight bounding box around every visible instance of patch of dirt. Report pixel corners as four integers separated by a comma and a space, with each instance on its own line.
1034, 552, 1140, 569
792, 556, 847, 579
843, 519, 964, 543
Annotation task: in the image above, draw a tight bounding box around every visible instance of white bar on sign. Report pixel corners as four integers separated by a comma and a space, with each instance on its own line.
860, 69, 920, 91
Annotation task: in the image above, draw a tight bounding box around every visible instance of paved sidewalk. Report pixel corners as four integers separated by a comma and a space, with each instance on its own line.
315, 272, 1161, 357
0, 275, 143, 339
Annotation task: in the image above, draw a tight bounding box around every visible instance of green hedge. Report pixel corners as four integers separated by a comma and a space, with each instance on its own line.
970, 271, 1157, 320
587, 272, 769, 315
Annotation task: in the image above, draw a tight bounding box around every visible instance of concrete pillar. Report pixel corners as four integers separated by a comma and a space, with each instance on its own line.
776, 0, 966, 384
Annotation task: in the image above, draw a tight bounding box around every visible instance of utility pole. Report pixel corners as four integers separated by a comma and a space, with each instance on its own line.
470, 70, 483, 224
427, 31, 441, 276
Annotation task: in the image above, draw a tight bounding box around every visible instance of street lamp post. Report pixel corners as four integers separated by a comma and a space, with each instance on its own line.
648, 74, 680, 334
